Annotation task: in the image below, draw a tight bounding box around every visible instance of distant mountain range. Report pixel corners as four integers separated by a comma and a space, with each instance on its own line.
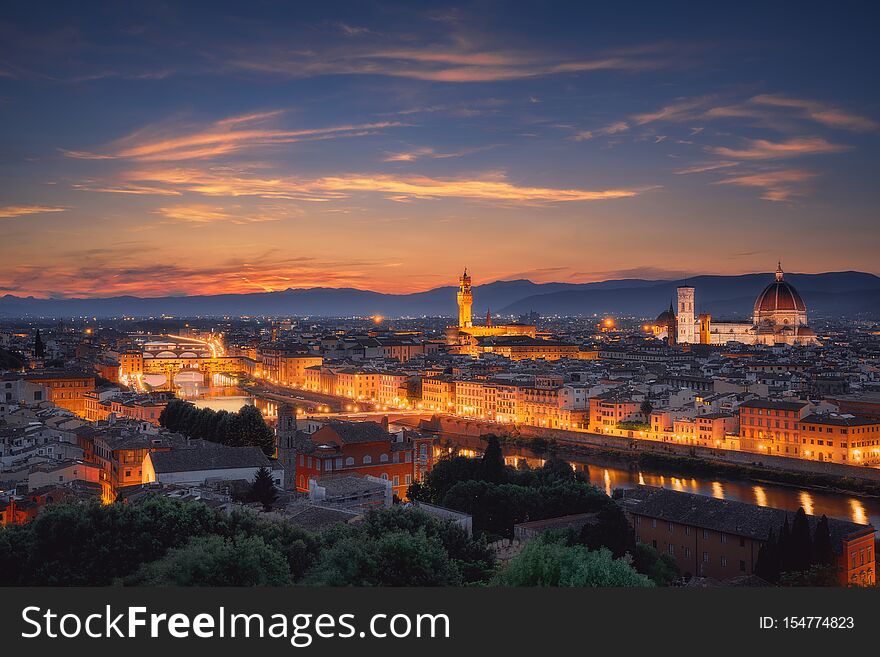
2, 271, 880, 319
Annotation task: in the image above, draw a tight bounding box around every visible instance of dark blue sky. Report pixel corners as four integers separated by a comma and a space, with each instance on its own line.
1, 1, 878, 297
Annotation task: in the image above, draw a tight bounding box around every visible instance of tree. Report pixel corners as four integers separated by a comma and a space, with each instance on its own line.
480, 434, 507, 483
34, 329, 45, 359
788, 508, 813, 573
493, 537, 653, 587
631, 543, 679, 586
238, 404, 276, 456
125, 534, 292, 586
249, 467, 278, 511
580, 503, 634, 558
640, 399, 653, 418
813, 515, 834, 566
754, 529, 780, 584
304, 530, 461, 586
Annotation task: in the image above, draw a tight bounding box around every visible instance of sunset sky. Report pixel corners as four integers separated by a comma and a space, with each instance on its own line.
1, 1, 878, 298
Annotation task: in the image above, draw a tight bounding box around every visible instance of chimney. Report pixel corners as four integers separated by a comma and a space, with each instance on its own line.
381, 416, 389, 431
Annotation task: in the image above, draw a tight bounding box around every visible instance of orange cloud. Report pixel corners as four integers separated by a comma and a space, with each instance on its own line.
713, 169, 818, 202
233, 45, 665, 83
62, 112, 403, 162
110, 167, 644, 204
0, 255, 374, 298
0, 205, 67, 219
751, 94, 879, 132
154, 203, 294, 224
708, 137, 849, 159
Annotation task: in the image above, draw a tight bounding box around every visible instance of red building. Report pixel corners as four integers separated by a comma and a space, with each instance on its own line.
295, 420, 434, 499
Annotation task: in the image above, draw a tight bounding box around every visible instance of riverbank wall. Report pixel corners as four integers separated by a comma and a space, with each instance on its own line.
424, 416, 880, 484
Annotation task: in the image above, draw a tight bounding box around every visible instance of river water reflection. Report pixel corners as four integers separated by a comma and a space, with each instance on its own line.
548, 456, 878, 528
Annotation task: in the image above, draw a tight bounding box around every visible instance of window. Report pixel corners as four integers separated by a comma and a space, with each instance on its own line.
345, 457, 354, 466
380, 453, 389, 463
720, 533, 726, 544
721, 556, 727, 567
685, 526, 691, 536
393, 475, 400, 487
668, 521, 674, 533
405, 474, 411, 485
651, 519, 657, 529
702, 529, 709, 540
684, 547, 691, 558
363, 455, 372, 465
740, 560, 746, 572
740, 537, 745, 548
668, 544, 675, 556
702, 552, 709, 563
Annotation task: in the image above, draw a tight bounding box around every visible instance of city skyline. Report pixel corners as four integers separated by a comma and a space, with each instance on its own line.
1, 1, 879, 298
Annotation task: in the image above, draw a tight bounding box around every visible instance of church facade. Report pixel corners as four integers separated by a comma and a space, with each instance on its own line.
653, 264, 820, 347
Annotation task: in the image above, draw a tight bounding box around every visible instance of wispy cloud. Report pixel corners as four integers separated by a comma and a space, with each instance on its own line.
381, 145, 492, 162
708, 136, 849, 159
571, 121, 629, 141
103, 167, 646, 204
673, 161, 740, 175
751, 94, 879, 132
154, 203, 294, 225
62, 111, 403, 161
632, 96, 715, 125
713, 169, 818, 202
231, 42, 668, 83
0, 205, 67, 219
0, 254, 373, 298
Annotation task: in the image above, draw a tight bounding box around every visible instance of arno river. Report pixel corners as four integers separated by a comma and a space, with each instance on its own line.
189, 392, 880, 528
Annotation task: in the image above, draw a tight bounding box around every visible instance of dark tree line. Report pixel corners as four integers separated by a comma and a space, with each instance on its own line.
159, 399, 275, 456
754, 508, 838, 585
408, 435, 678, 586
0, 497, 495, 587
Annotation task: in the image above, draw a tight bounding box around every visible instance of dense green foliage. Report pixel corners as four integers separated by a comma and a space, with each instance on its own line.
0, 497, 318, 586
409, 446, 605, 538
127, 535, 294, 586
408, 440, 678, 584
159, 399, 275, 456
493, 535, 653, 587
0, 497, 494, 587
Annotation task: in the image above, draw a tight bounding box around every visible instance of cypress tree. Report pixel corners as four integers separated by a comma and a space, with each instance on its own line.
789, 507, 813, 573
754, 529, 780, 583
813, 515, 835, 566
481, 435, 506, 483
778, 516, 792, 572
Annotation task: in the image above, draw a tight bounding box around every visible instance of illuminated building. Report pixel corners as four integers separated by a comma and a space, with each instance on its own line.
259, 345, 323, 386
653, 264, 820, 346
294, 420, 434, 500
738, 399, 810, 455
1, 370, 96, 417
796, 413, 880, 465
446, 269, 537, 348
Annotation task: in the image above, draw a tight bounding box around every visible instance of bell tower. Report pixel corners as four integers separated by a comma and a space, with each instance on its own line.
457, 268, 473, 328
676, 285, 696, 344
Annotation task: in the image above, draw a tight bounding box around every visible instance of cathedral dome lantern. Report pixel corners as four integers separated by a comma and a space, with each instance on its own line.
752, 262, 808, 327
